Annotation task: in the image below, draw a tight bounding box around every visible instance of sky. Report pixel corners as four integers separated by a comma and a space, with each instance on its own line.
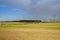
0, 0, 60, 21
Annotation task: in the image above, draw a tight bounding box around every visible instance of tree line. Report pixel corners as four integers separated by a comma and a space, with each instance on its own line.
12, 20, 42, 22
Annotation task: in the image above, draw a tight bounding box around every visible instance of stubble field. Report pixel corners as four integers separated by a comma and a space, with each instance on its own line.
0, 22, 60, 40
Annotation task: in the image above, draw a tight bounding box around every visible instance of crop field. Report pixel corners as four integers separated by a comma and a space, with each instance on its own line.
0, 22, 60, 29
0, 22, 60, 40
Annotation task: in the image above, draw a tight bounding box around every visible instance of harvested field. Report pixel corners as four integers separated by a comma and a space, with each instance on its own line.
0, 22, 60, 40
0, 28, 60, 40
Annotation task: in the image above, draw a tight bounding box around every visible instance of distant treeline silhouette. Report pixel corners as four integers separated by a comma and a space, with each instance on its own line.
0, 20, 60, 23
12, 20, 42, 22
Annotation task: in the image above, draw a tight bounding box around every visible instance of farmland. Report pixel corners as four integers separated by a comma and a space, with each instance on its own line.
0, 22, 60, 29
0, 22, 60, 40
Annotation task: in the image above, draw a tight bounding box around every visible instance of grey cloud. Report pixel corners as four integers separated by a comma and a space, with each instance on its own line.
0, 0, 60, 20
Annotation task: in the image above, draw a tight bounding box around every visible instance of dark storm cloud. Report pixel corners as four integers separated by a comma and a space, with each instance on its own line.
0, 0, 60, 19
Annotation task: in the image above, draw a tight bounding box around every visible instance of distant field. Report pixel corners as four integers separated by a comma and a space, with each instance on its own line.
0, 22, 60, 30
0, 22, 60, 40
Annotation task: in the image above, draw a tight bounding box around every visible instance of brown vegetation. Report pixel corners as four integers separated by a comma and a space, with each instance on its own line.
0, 28, 60, 40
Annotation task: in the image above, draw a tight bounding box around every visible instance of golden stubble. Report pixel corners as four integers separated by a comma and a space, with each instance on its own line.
0, 28, 60, 40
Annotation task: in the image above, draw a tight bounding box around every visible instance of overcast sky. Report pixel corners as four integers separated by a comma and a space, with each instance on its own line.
0, 0, 60, 21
